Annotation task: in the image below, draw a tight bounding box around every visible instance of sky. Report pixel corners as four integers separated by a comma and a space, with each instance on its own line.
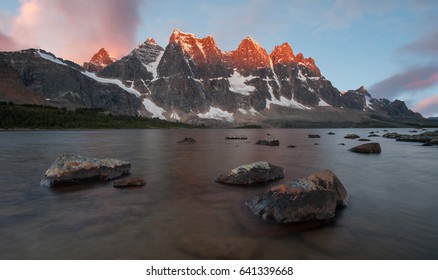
0, 0, 437, 117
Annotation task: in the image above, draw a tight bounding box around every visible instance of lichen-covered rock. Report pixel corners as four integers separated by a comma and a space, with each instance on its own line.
113, 177, 145, 188
245, 169, 348, 223
349, 142, 381, 153
41, 154, 131, 187
216, 161, 284, 185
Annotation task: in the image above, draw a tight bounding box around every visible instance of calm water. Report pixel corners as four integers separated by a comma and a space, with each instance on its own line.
0, 128, 437, 260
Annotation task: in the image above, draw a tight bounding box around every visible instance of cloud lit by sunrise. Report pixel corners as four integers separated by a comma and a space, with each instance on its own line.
9, 0, 142, 63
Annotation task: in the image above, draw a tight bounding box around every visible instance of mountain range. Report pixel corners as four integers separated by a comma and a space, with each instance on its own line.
0, 29, 432, 127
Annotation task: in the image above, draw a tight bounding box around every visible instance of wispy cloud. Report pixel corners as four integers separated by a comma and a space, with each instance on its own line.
370, 65, 438, 99
0, 31, 22, 50
398, 31, 438, 56
9, 0, 142, 63
413, 94, 438, 117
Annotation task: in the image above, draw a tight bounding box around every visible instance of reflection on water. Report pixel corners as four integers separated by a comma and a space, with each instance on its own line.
0, 128, 437, 259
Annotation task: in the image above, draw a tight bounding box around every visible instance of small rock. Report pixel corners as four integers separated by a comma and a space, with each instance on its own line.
349, 142, 381, 154
177, 137, 197, 143
368, 134, 380, 137
344, 134, 360, 139
113, 177, 145, 188
287, 145, 297, 148
308, 134, 321, 138
382, 132, 400, 139
216, 161, 285, 185
358, 138, 371, 141
255, 135, 279, 146
327, 132, 336, 135
225, 135, 248, 140
339, 143, 345, 145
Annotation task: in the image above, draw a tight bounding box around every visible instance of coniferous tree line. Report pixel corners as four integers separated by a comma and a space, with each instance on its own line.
0, 102, 202, 129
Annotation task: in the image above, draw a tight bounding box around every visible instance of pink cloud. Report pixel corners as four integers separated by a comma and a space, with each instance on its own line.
413, 94, 438, 117
10, 0, 142, 63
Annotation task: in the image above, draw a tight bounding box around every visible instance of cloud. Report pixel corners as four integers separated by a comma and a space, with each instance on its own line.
10, 0, 142, 63
398, 31, 438, 56
0, 31, 23, 50
369, 65, 438, 98
413, 94, 438, 117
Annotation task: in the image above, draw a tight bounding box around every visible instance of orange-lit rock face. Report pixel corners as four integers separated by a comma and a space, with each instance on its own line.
169, 30, 223, 65
89, 48, 116, 66
270, 42, 295, 64
227, 37, 271, 71
294, 53, 320, 75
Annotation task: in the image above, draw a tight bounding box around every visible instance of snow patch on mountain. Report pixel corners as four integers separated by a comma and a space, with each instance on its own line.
318, 99, 331, 107
228, 70, 256, 95
142, 98, 166, 119
145, 50, 164, 81
197, 107, 234, 122
82, 71, 141, 97
266, 95, 311, 110
37, 50, 67, 66
365, 96, 374, 110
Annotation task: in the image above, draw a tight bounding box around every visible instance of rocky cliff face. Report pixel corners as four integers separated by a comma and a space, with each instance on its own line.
0, 30, 426, 126
0, 49, 142, 115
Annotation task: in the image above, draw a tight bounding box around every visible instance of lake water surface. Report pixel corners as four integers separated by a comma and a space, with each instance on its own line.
0, 128, 437, 259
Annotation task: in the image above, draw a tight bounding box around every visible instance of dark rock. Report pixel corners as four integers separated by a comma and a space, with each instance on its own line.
216, 161, 285, 185
382, 132, 400, 139
177, 137, 197, 143
422, 142, 434, 146
349, 142, 381, 154
225, 135, 248, 140
327, 132, 336, 135
396, 135, 432, 143
368, 134, 379, 137
344, 134, 360, 139
41, 154, 131, 187
255, 135, 280, 146
409, 130, 418, 133
308, 134, 320, 138
358, 138, 371, 141
245, 169, 348, 223
113, 177, 145, 188
287, 145, 297, 148
339, 143, 345, 145
314, 143, 319, 145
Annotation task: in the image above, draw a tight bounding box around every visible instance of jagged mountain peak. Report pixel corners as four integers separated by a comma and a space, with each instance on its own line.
168, 29, 221, 65
83, 47, 116, 72
146, 38, 158, 45
270, 42, 295, 64
229, 35, 271, 70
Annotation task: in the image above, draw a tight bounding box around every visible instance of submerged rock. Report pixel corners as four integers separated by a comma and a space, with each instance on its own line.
358, 138, 371, 141
113, 177, 145, 188
245, 169, 348, 224
382, 132, 400, 139
308, 134, 321, 138
225, 135, 248, 140
41, 154, 131, 187
255, 135, 280, 146
344, 134, 360, 139
396, 135, 433, 143
216, 161, 285, 185
287, 145, 297, 148
177, 137, 197, 143
349, 142, 381, 153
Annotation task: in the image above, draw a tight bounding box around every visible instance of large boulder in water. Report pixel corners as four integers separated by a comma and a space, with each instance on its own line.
349, 142, 381, 153
215, 161, 285, 185
41, 154, 131, 187
245, 169, 348, 224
